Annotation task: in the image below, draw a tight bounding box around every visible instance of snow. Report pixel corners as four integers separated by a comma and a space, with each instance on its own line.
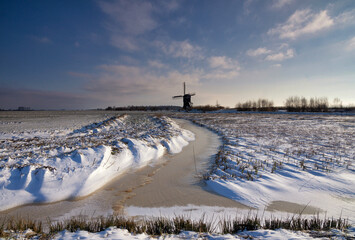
172, 113, 355, 223
52, 228, 308, 240
2, 111, 355, 239
51, 227, 355, 240
0, 114, 194, 211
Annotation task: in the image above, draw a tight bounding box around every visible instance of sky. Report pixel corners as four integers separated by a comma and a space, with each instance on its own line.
0, 0, 355, 110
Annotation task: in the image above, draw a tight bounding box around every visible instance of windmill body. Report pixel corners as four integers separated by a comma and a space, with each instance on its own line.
172, 82, 195, 110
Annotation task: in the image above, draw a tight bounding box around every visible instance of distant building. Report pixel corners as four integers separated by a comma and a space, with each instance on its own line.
17, 106, 31, 111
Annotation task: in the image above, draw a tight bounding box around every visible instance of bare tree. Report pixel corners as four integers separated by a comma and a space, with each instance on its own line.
332, 98, 342, 108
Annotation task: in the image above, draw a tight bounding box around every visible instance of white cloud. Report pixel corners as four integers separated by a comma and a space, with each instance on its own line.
163, 70, 201, 86
172, 17, 187, 25
85, 59, 241, 98
243, 0, 254, 15
161, 0, 179, 12
208, 56, 239, 70
272, 63, 282, 68
278, 43, 290, 49
335, 9, 355, 25
268, 9, 334, 39
272, 0, 292, 9
247, 45, 294, 62
148, 60, 167, 69
85, 64, 200, 96
205, 56, 240, 80
98, 0, 157, 36
265, 48, 295, 61
265, 53, 284, 61
204, 70, 240, 80
346, 36, 355, 51
246, 47, 272, 57
98, 0, 160, 51
159, 40, 203, 59
90, 65, 146, 95
98, 1, 181, 52
110, 35, 139, 51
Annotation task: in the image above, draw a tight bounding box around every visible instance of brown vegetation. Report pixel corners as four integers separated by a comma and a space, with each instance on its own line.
235, 99, 274, 111
0, 214, 349, 238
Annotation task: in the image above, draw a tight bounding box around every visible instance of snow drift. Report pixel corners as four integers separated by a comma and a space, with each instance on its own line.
0, 114, 194, 211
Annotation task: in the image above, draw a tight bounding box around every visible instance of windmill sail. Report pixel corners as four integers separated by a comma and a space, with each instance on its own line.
172, 95, 184, 98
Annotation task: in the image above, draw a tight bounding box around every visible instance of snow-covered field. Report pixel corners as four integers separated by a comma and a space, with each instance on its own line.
0, 111, 194, 211
1, 111, 355, 239
0, 110, 116, 134
172, 113, 355, 223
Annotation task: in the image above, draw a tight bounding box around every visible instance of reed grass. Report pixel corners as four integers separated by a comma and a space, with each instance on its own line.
0, 214, 350, 238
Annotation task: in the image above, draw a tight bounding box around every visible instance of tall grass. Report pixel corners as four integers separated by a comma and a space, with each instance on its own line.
48, 215, 140, 234
0, 214, 350, 238
0, 216, 43, 238
48, 215, 213, 235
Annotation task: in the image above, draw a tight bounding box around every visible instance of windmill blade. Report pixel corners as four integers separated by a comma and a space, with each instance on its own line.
189, 93, 196, 96
172, 95, 184, 99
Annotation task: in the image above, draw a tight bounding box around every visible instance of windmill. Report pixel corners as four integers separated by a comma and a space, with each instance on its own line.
172, 82, 196, 110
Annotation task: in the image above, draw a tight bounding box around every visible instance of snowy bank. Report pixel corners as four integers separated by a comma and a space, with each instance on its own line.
50, 226, 355, 240
173, 113, 355, 223
51, 228, 322, 240
0, 115, 194, 211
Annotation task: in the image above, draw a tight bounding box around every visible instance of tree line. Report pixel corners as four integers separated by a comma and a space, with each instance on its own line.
235, 96, 351, 112
285, 96, 329, 112
105, 97, 353, 113
235, 99, 274, 111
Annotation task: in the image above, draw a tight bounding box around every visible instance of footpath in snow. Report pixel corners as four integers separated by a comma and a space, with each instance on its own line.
0, 114, 194, 211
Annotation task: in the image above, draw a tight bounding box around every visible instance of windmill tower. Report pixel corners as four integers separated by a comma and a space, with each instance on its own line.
172, 82, 196, 110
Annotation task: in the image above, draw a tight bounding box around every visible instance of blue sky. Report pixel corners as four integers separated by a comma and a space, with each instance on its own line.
1, 0, 354, 109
